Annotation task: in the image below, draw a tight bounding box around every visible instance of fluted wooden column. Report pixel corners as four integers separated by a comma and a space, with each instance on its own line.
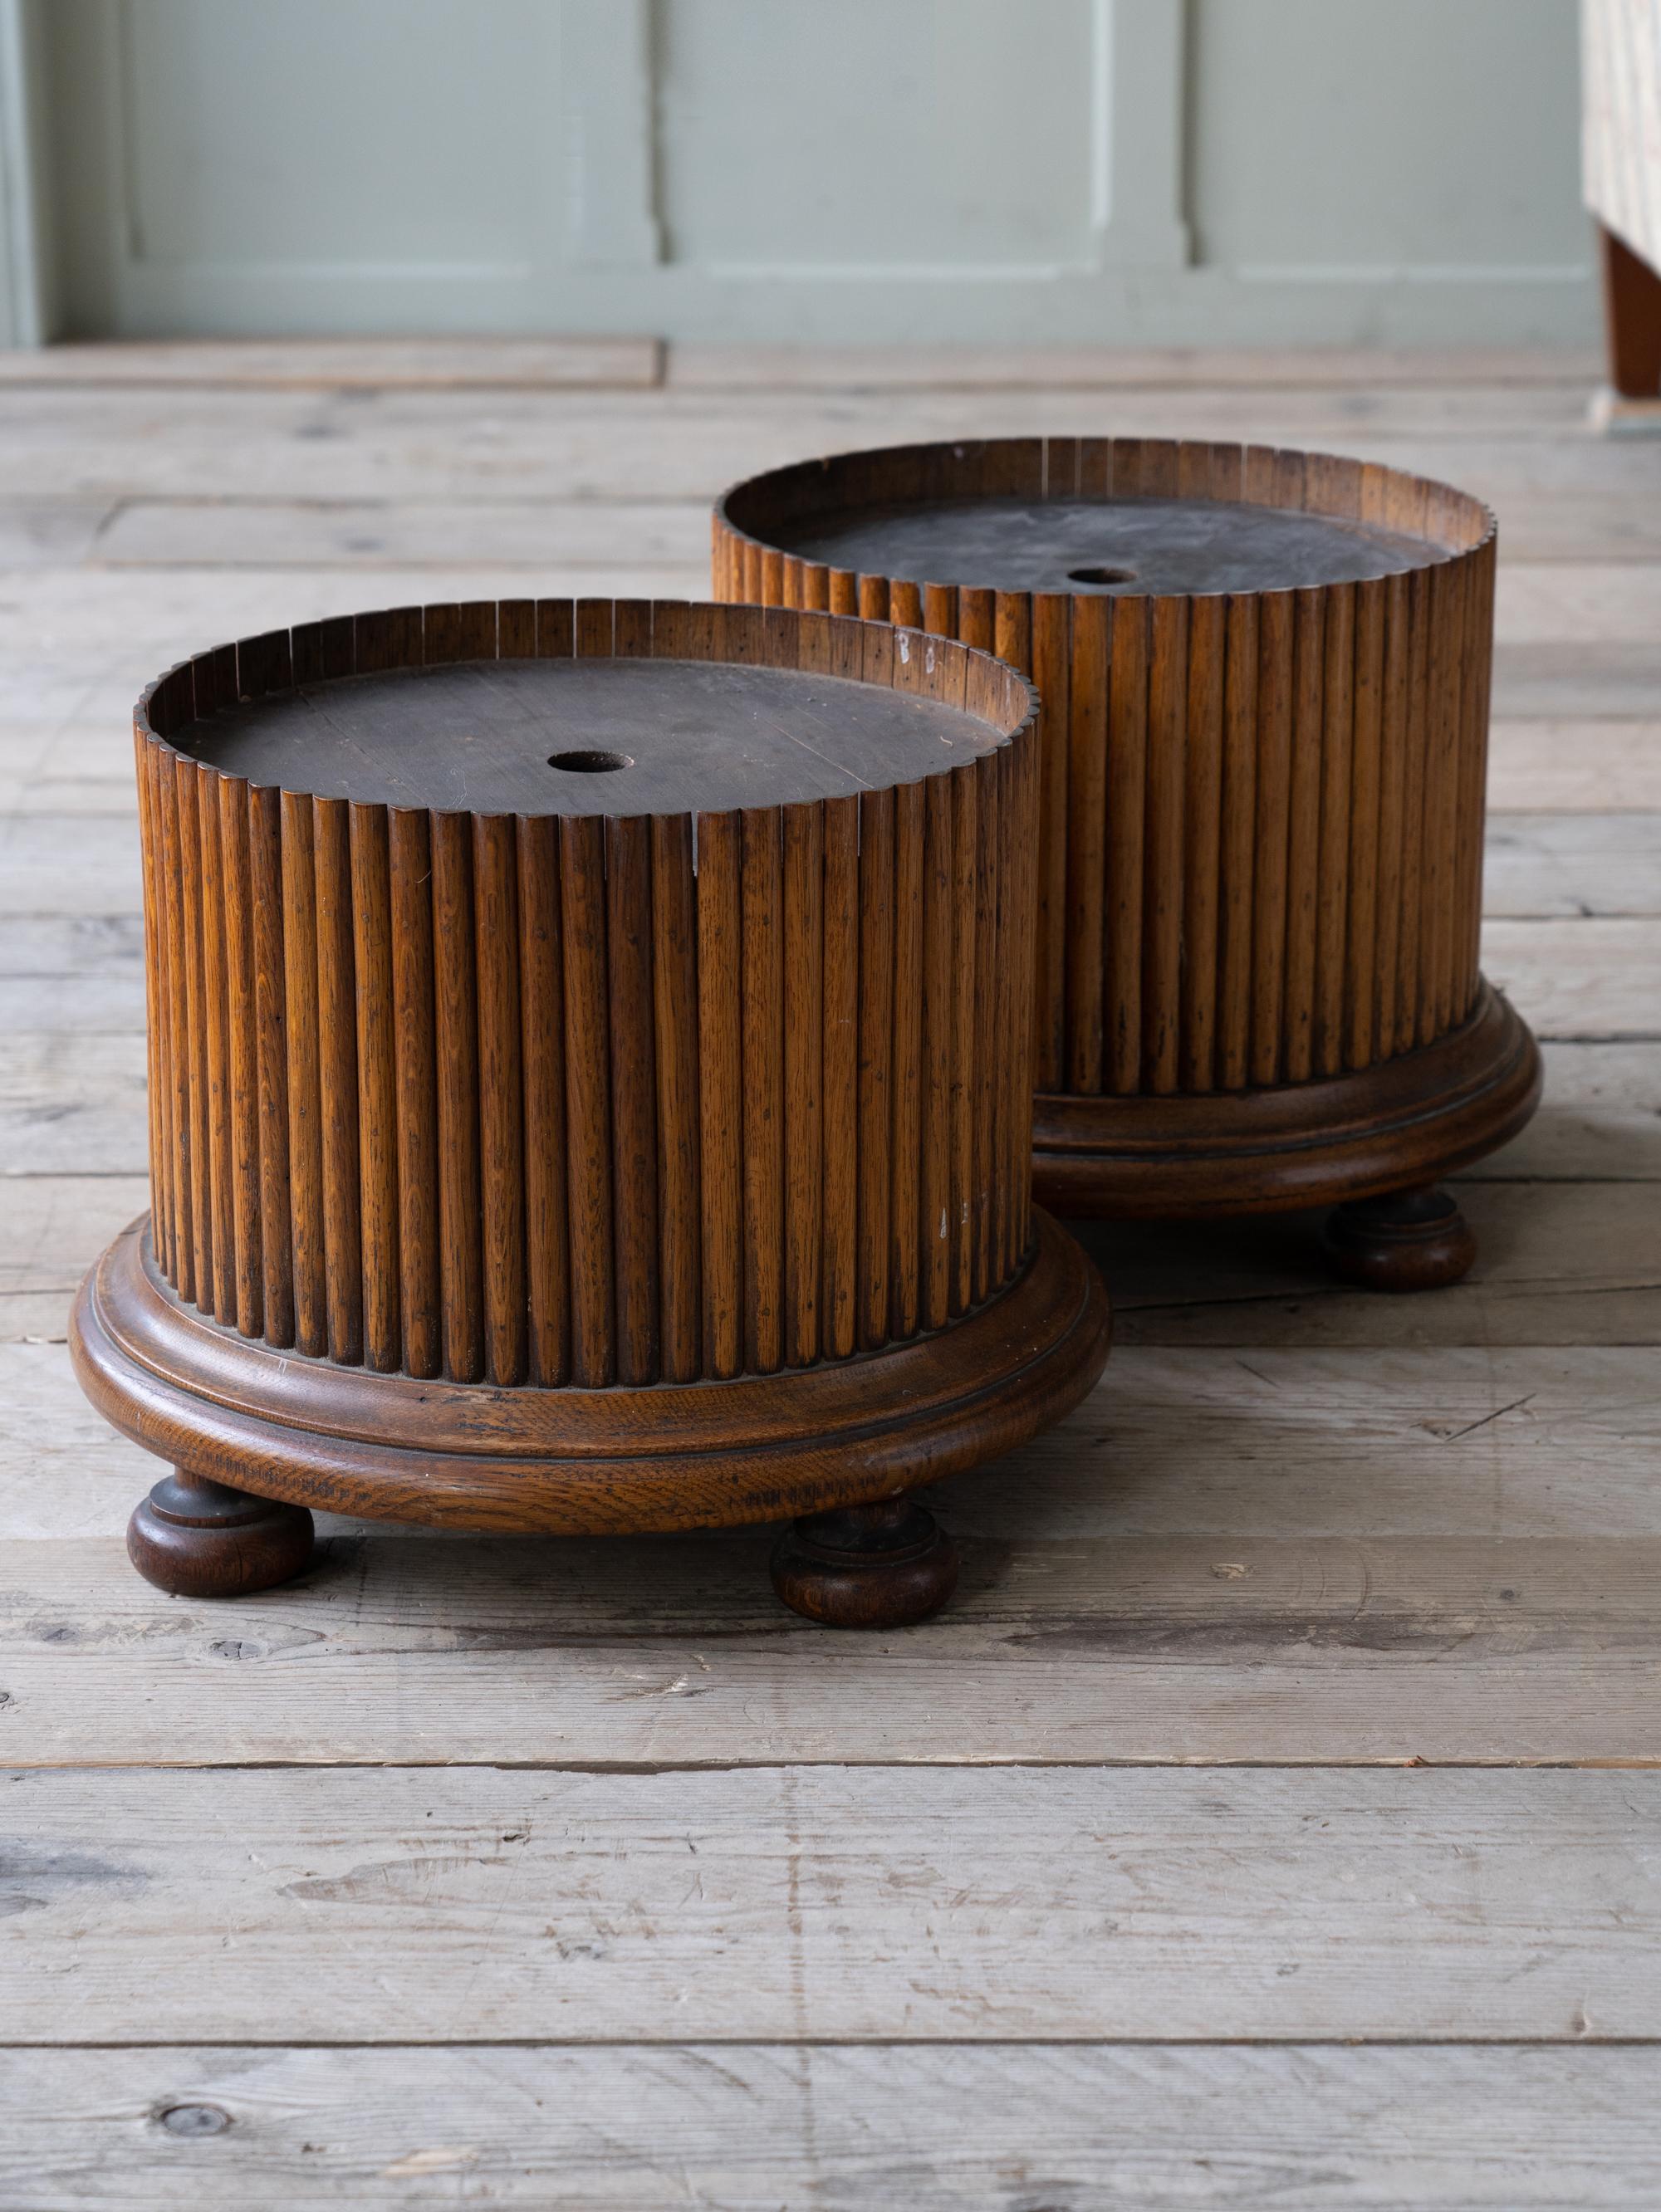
713, 438, 1536, 1224
131, 599, 1041, 1384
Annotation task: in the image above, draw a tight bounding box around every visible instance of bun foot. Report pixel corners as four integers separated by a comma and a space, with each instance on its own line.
1322, 1185, 1477, 1293
770, 1495, 958, 1628
127, 1471, 315, 1598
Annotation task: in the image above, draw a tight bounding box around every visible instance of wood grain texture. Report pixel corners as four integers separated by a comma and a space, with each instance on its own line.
278, 789, 324, 1355
9, 352, 1660, 2212
6, 1767, 1661, 2042
120, 605, 1040, 1396
715, 438, 1520, 1211
2, 2044, 1658, 2210
347, 805, 398, 1373
10, 1511, 1661, 1765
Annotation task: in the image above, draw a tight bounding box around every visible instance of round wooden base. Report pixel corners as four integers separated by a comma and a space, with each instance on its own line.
1031, 986, 1538, 1222
71, 1208, 1109, 1588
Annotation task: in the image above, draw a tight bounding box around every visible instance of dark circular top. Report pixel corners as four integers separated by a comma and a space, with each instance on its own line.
770, 494, 1437, 597
182, 655, 1002, 815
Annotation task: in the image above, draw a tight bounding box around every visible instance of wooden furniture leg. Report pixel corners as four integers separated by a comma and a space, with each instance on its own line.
1320, 1185, 1477, 1294
128, 1470, 315, 1598
770, 1495, 959, 1628
1602, 223, 1661, 399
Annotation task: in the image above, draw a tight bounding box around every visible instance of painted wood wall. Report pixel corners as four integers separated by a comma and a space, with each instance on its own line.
5, 0, 1595, 347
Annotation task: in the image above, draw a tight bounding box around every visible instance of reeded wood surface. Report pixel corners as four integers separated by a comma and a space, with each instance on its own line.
6, 346, 1661, 2212
135, 599, 1036, 1384
716, 436, 1498, 1104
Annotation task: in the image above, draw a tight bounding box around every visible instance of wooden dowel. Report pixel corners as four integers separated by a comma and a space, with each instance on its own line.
990, 744, 1016, 1282
651, 814, 702, 1383
280, 790, 325, 1353
1216, 595, 1259, 1091
1394, 570, 1431, 1055
516, 814, 570, 1387
695, 808, 744, 1381
249, 785, 294, 1346
1014, 720, 1041, 1257
961, 587, 998, 654
194, 768, 236, 1322
1313, 582, 1355, 1078
1106, 595, 1149, 1095
575, 598, 613, 659
1423, 558, 1466, 1042
1030, 592, 1071, 1093
889, 779, 924, 1338
920, 772, 954, 1331
139, 742, 175, 1283
1282, 589, 1325, 1085
971, 760, 997, 1302
154, 765, 194, 1309
820, 794, 859, 1360
558, 814, 614, 1388
1456, 540, 1497, 1012
134, 735, 163, 1255
218, 762, 263, 1336
173, 758, 213, 1309
923, 582, 957, 641
780, 800, 825, 1367
473, 814, 527, 1387
313, 796, 363, 1366
949, 761, 978, 1314
1065, 593, 1108, 1094
1181, 593, 1226, 1092
856, 785, 895, 1348
889, 580, 923, 630
1345, 580, 1386, 1070
740, 806, 784, 1374
1374, 571, 1411, 1058
605, 815, 660, 1387
1143, 595, 1188, 1095
349, 803, 401, 1373
389, 807, 440, 1379
1416, 563, 1450, 1046
1249, 592, 1295, 1088
432, 810, 483, 1383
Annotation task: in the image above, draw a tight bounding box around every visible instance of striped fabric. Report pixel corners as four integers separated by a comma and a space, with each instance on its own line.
1584, 0, 1661, 267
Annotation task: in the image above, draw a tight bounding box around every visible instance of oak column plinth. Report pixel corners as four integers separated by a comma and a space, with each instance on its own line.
714, 439, 1541, 1289
70, 598, 1111, 1625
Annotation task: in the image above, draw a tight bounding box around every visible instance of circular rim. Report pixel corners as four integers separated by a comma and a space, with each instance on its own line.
136, 596, 1041, 820
715, 435, 1496, 607
71, 1210, 1111, 1535
1032, 986, 1541, 1217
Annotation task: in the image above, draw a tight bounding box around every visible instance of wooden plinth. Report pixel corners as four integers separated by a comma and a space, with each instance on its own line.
713, 438, 1541, 1226
73, 1207, 1106, 1534
69, 596, 1110, 1619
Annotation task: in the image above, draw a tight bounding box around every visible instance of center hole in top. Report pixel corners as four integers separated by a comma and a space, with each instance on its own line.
1068, 565, 1139, 587
547, 747, 632, 774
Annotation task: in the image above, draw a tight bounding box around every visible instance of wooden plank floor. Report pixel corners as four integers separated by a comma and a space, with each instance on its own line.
2, 342, 1659, 2208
